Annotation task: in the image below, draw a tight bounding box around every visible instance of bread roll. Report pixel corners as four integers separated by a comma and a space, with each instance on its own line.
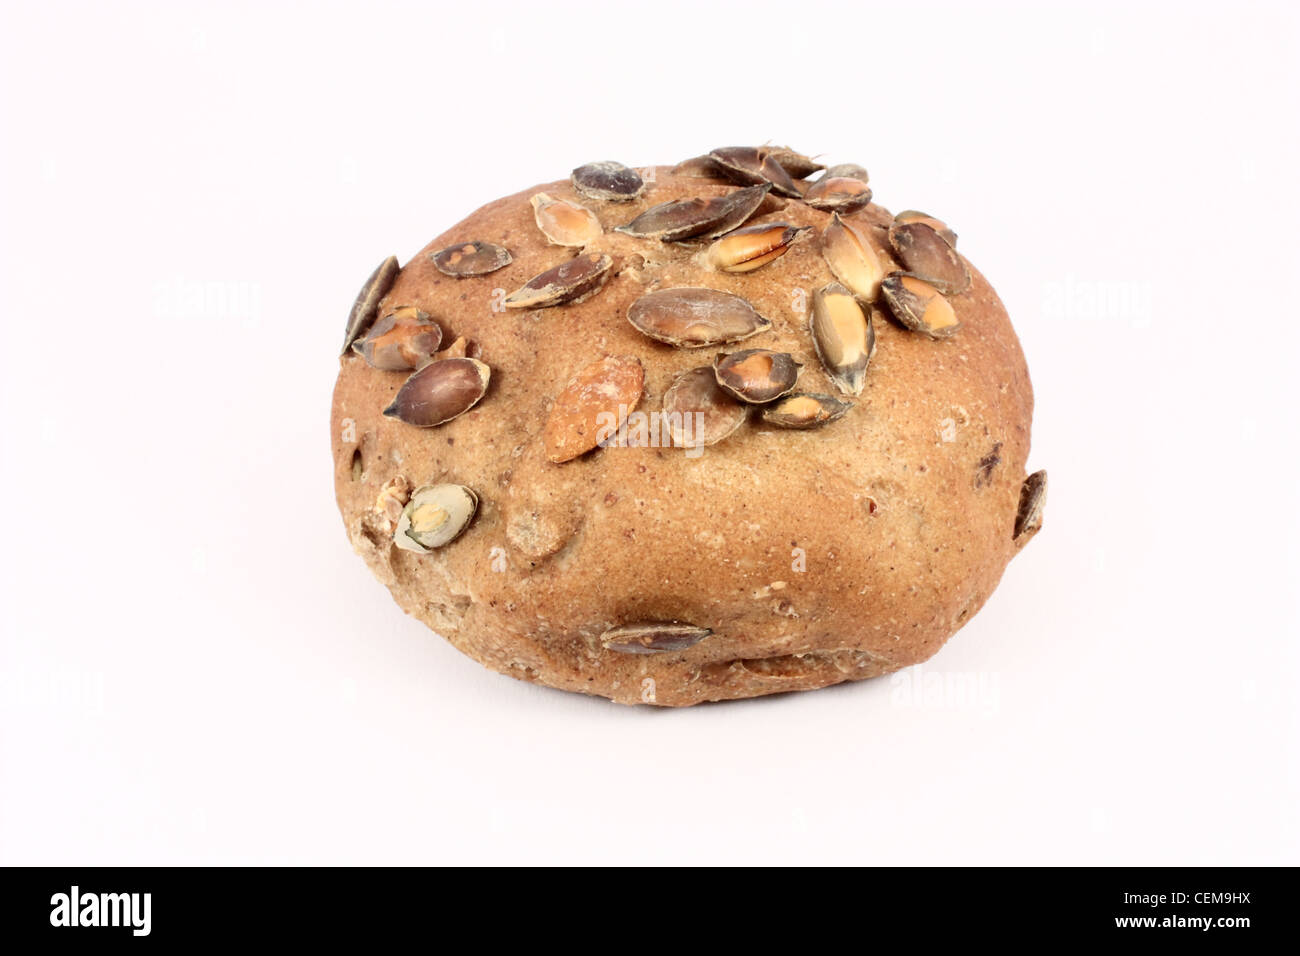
331, 148, 1046, 706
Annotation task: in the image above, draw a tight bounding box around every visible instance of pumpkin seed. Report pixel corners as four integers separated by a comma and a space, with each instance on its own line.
888, 221, 970, 294
803, 176, 873, 213
530, 193, 603, 247
382, 357, 490, 427
881, 273, 960, 337
429, 240, 511, 277
571, 161, 645, 202
810, 283, 874, 395
670, 155, 726, 178
544, 356, 644, 463
1014, 470, 1048, 541
662, 366, 747, 448
760, 392, 852, 428
708, 146, 802, 197
895, 209, 956, 246
705, 221, 807, 272
341, 255, 399, 354
504, 253, 615, 309
353, 306, 443, 370
713, 349, 801, 403
819, 163, 869, 183
615, 184, 769, 241
601, 621, 713, 654
765, 146, 824, 179
393, 484, 479, 553
626, 287, 771, 348
821, 212, 885, 302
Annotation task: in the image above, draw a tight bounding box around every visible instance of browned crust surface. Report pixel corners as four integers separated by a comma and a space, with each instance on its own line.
330, 165, 1035, 706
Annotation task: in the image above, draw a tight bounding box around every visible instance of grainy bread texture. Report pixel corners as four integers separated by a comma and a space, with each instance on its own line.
331, 153, 1043, 706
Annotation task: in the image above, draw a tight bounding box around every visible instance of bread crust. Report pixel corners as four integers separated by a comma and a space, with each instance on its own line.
331, 165, 1036, 706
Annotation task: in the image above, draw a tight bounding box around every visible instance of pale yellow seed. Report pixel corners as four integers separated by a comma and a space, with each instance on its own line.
819, 291, 865, 367
411, 502, 450, 534
900, 275, 958, 330
530, 193, 602, 247
822, 215, 883, 302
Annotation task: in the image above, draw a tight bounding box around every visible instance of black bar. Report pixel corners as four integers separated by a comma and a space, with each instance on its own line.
0, 866, 1287, 944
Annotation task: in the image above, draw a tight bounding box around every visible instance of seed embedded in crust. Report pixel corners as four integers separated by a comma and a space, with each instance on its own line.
627, 287, 771, 348
708, 146, 803, 197
819, 163, 869, 183
821, 212, 885, 302
382, 357, 490, 427
1014, 470, 1048, 541
705, 221, 807, 273
601, 621, 713, 654
530, 192, 603, 247
888, 221, 970, 294
881, 273, 960, 338
760, 392, 852, 429
810, 283, 874, 396
341, 255, 399, 355
764, 146, 824, 180
353, 306, 444, 370
895, 209, 957, 247
713, 349, 801, 403
571, 161, 644, 202
544, 355, 644, 463
803, 176, 873, 213
429, 240, 512, 277
393, 484, 479, 553
504, 253, 615, 309
615, 184, 769, 241
374, 475, 412, 529
662, 366, 748, 448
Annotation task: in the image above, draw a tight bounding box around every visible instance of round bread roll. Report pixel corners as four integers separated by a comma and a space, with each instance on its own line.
331, 148, 1046, 707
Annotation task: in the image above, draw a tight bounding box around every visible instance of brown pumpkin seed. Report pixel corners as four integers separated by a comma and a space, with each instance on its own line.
765, 146, 824, 179
662, 366, 747, 448
353, 306, 443, 371
713, 349, 801, 403
341, 255, 399, 354
430, 240, 512, 277
888, 221, 970, 294
1014, 470, 1048, 541
803, 176, 873, 213
530, 193, 602, 247
881, 273, 960, 337
810, 283, 874, 396
708, 146, 802, 197
895, 209, 957, 246
601, 621, 713, 654
705, 221, 807, 272
670, 154, 726, 178
821, 212, 885, 302
760, 392, 852, 429
615, 184, 769, 241
393, 484, 479, 553
544, 356, 644, 463
571, 161, 644, 201
504, 253, 615, 309
626, 287, 771, 348
820, 163, 869, 183
382, 357, 490, 427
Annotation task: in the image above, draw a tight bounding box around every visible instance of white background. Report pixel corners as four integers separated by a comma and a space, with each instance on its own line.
1, 0, 1297, 865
